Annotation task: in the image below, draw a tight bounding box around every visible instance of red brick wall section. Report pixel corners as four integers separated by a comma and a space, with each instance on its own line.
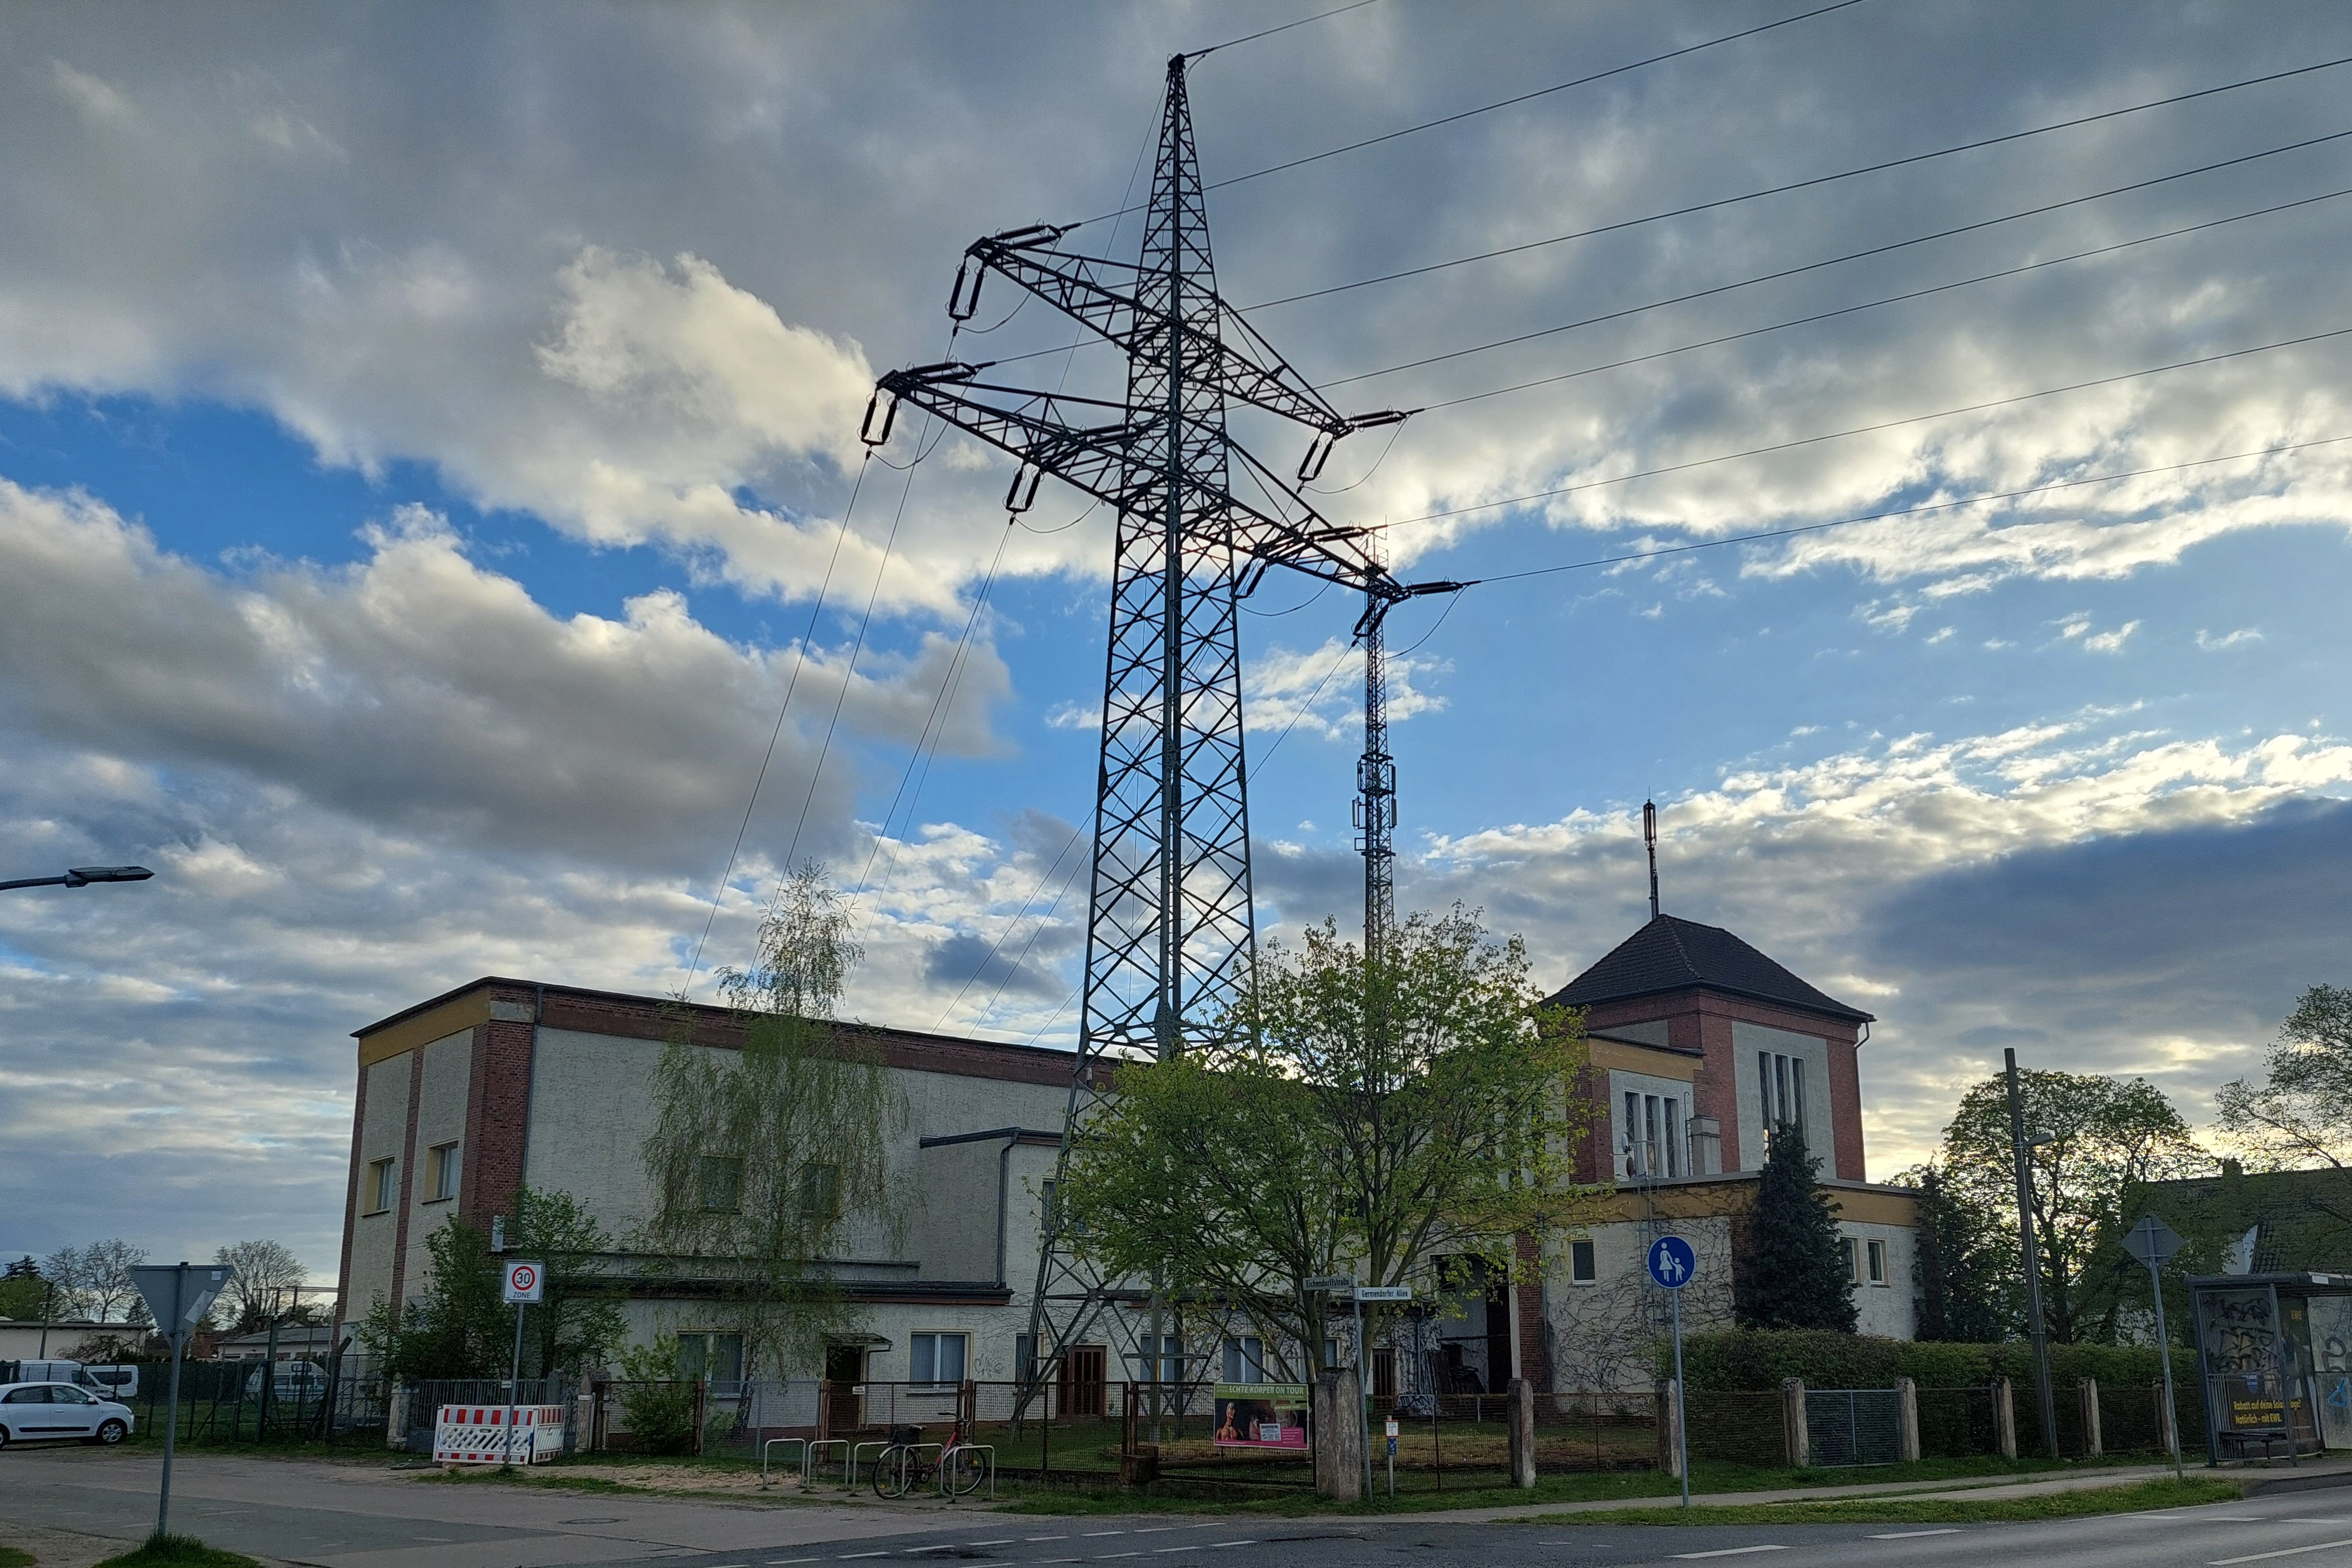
332, 1057, 369, 1334
386, 1046, 427, 1310
464, 1011, 539, 1234
1514, 1233, 1552, 1393
1826, 1035, 1866, 1182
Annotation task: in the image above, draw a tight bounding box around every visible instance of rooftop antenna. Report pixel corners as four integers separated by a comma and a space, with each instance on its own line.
1643, 799, 1661, 920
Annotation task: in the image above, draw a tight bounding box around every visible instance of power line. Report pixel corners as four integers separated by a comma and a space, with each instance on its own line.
681, 453, 873, 998
1076, 0, 1873, 225
1250, 58, 2352, 313
1459, 432, 2352, 587
935, 821, 1088, 1031
1324, 131, 2352, 388
1402, 179, 2352, 413
1368, 321, 2352, 534
1185, 0, 1381, 60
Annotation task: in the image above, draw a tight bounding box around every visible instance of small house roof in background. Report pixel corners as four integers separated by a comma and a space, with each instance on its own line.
1548, 913, 1874, 1023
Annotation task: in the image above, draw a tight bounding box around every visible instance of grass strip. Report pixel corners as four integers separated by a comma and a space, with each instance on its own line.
94, 1534, 268, 1567
0, 1547, 34, 1568
1526, 1475, 2241, 1526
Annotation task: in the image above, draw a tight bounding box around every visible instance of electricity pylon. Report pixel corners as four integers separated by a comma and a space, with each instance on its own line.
863, 51, 1441, 1410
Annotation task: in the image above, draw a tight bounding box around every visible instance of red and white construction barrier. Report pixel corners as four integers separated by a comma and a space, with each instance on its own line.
433, 1404, 566, 1465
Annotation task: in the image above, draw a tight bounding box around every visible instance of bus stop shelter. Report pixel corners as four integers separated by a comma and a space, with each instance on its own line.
2189, 1271, 2352, 1462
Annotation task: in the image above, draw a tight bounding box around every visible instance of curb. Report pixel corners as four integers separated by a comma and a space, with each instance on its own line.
2242, 1466, 2352, 1499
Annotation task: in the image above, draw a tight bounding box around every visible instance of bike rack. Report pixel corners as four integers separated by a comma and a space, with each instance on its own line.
849, 1438, 899, 1486
759, 1436, 808, 1488
940, 1442, 995, 1502
804, 1437, 852, 1485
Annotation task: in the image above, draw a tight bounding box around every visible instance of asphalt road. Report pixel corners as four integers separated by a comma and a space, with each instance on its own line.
2, 1448, 2346, 1568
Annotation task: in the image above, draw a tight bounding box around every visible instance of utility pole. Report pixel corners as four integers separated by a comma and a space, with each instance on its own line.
2004, 1049, 2058, 1457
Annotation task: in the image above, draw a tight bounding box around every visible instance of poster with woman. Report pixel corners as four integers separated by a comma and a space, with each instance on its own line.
1211, 1383, 1308, 1449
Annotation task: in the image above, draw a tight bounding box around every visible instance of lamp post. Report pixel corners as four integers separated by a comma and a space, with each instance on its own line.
2004, 1049, 2059, 1459
0, 865, 155, 892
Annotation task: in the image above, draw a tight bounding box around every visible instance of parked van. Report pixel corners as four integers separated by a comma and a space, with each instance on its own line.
3, 1361, 136, 1399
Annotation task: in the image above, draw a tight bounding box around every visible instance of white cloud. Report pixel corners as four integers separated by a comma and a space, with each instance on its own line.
2197, 628, 2263, 651
2083, 620, 2140, 654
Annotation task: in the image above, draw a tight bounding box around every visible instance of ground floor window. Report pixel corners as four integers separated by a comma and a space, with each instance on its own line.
676, 1331, 744, 1384
1373, 1346, 1397, 1399
1866, 1238, 1889, 1285
910, 1331, 968, 1386
1569, 1237, 1598, 1284
1222, 1336, 1265, 1384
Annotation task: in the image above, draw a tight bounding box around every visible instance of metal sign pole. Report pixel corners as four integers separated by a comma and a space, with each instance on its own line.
2150, 1260, 2182, 1480
507, 1301, 524, 1468
1646, 1237, 1696, 1509
1671, 1284, 1689, 1509
157, 1266, 185, 1539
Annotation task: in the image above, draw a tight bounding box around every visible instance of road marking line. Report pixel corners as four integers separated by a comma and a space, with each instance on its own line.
905, 1550, 956, 1556
1206, 1543, 1256, 1549
1868, 1530, 1960, 1540
1084, 1531, 1129, 1538
1672, 1550, 1790, 1561
2285, 1521, 2352, 1526
1153, 1549, 1201, 1555
1097, 1555, 1145, 1561
767, 1559, 821, 1564
1134, 1528, 1179, 1535
968, 1542, 1017, 1547
2212, 1541, 2352, 1566
839, 1554, 892, 1561
1026, 1537, 1069, 1543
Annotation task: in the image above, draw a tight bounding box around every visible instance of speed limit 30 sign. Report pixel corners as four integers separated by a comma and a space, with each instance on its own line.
503, 1260, 546, 1304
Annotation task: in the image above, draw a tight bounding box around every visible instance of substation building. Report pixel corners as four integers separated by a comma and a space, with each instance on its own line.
334, 910, 1918, 1403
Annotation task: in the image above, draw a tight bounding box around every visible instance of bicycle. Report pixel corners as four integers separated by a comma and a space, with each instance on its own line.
871, 1421, 987, 1499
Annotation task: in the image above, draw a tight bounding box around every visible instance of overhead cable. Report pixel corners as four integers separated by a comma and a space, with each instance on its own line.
1404, 180, 2352, 412
1325, 130, 2352, 388
1369, 321, 2352, 533
1185, 0, 1382, 60
1073, 0, 1873, 224
682, 453, 873, 998
1252, 58, 2352, 312
1460, 432, 2352, 587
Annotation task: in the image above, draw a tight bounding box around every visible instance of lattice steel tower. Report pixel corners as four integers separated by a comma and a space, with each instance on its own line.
862, 51, 1442, 1402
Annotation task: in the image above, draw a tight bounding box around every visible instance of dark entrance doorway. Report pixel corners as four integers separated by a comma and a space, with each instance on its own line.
825, 1344, 866, 1432
1059, 1345, 1107, 1417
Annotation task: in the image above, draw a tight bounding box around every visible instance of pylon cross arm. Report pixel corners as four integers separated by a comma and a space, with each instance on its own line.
965, 235, 1352, 436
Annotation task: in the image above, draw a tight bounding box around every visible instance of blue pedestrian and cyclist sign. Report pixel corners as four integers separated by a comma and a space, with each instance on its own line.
1647, 1235, 1696, 1290
1646, 1234, 1699, 1507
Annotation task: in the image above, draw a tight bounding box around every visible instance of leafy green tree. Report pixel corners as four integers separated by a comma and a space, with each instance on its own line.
1057, 905, 1602, 1378
1736, 1123, 1857, 1332
1899, 1163, 2012, 1341
639, 862, 907, 1380
0, 1256, 48, 1321
1939, 1069, 2207, 1345
360, 1190, 624, 1379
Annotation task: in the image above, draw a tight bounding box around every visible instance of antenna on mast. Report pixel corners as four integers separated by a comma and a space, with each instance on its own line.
1643, 799, 1661, 921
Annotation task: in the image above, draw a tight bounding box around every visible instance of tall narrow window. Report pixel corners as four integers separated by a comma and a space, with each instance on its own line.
366, 1158, 396, 1215
1622, 1091, 1641, 1174
1846, 1237, 1862, 1285
1791, 1059, 1808, 1139
426, 1141, 461, 1203
1758, 1051, 1773, 1130
1866, 1239, 1888, 1285
698, 1155, 743, 1213
797, 1162, 841, 1222
1665, 1099, 1682, 1178
1643, 1096, 1662, 1176
1569, 1239, 1598, 1284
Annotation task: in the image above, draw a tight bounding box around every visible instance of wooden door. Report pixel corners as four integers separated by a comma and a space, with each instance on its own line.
1059, 1345, 1106, 1418
825, 1345, 866, 1432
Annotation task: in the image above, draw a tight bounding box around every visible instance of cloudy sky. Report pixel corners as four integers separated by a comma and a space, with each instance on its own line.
4, 1, 2350, 1278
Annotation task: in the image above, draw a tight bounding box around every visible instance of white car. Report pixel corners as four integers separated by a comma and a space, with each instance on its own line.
0, 1380, 136, 1448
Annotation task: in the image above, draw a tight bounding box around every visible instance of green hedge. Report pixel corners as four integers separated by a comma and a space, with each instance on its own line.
1663, 1330, 2206, 1445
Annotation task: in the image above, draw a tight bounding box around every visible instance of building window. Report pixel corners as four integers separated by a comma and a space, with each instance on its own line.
1373, 1346, 1397, 1400
1222, 1336, 1265, 1384
797, 1161, 841, 1222
1622, 1091, 1688, 1178
676, 1331, 744, 1385
366, 1158, 396, 1215
1569, 1238, 1598, 1285
1759, 1050, 1808, 1140
1015, 1334, 1037, 1384
425, 1141, 461, 1203
1140, 1333, 1183, 1384
910, 1331, 968, 1386
1867, 1239, 1888, 1285
1846, 1237, 1862, 1286
697, 1155, 743, 1213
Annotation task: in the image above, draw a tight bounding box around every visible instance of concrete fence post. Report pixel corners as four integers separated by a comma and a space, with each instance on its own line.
1992, 1376, 2017, 1460
386, 1384, 410, 1451
1782, 1378, 1810, 1469
1895, 1376, 1921, 1464
2078, 1377, 2102, 1457
1312, 1369, 1365, 1502
1508, 1379, 1536, 1489
1660, 1380, 1685, 1479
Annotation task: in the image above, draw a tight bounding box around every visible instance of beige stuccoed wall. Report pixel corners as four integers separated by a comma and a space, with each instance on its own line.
398, 1030, 475, 1302
345, 1049, 414, 1317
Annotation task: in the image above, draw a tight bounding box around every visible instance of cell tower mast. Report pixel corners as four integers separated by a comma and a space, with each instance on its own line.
863, 51, 1440, 1406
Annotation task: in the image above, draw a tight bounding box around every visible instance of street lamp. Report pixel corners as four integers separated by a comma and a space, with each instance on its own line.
0, 865, 155, 892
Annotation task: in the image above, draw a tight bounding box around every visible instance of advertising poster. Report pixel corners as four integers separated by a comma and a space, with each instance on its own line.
1211, 1383, 1308, 1449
